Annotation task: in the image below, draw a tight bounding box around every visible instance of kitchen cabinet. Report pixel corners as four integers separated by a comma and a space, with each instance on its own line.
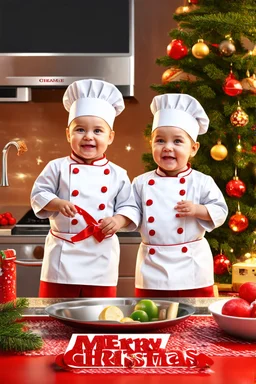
0, 233, 141, 297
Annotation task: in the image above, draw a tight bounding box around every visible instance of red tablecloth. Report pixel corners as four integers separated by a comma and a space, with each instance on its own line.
15, 315, 256, 375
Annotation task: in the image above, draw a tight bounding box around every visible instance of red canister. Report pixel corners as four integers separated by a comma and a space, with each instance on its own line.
0, 249, 17, 303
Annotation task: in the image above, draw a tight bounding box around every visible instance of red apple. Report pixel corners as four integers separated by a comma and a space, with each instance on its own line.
239, 282, 256, 304
222, 298, 251, 318
250, 301, 256, 318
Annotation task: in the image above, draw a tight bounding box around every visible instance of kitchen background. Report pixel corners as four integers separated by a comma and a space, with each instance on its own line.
0, 0, 180, 212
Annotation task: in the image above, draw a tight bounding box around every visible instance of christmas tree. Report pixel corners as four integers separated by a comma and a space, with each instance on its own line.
142, 0, 256, 284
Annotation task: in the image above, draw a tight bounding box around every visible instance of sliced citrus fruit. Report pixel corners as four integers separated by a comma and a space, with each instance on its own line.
120, 317, 135, 323
98, 305, 124, 321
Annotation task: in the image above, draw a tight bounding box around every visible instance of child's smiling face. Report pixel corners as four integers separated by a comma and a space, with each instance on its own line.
151, 126, 200, 176
66, 116, 115, 164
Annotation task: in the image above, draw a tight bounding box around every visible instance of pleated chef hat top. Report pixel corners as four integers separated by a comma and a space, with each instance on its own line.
63, 79, 125, 129
150, 93, 209, 142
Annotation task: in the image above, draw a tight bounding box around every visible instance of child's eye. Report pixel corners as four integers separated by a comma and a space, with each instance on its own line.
155, 139, 164, 143
174, 139, 182, 144
76, 127, 85, 133
94, 128, 102, 134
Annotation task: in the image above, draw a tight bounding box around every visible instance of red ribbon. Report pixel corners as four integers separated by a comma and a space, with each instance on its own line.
70, 205, 106, 243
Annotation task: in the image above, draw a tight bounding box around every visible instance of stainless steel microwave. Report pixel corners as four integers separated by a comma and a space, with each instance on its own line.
0, 0, 134, 101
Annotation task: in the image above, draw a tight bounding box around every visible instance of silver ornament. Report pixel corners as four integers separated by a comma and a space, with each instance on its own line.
219, 39, 236, 57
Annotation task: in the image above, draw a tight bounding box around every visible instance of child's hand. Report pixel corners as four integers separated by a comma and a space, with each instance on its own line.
57, 200, 77, 218
174, 200, 197, 217
99, 215, 130, 236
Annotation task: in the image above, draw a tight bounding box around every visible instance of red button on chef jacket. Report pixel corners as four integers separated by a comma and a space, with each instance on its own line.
72, 190, 79, 197
73, 168, 79, 174
101, 186, 108, 193
99, 204, 105, 210
104, 169, 110, 175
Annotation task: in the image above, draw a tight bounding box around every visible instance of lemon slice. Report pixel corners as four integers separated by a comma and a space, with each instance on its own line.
120, 317, 135, 323
98, 305, 124, 321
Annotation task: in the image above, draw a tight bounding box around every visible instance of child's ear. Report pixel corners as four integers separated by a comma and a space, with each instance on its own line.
108, 130, 115, 145
191, 141, 200, 157
66, 128, 70, 142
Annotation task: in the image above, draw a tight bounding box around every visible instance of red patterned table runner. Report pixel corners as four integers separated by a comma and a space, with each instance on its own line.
19, 316, 256, 375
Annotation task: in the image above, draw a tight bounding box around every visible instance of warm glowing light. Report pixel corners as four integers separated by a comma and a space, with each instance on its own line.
36, 156, 43, 165
16, 173, 26, 180
125, 144, 133, 152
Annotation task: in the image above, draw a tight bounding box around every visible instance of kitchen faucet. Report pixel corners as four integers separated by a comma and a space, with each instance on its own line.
1, 140, 27, 187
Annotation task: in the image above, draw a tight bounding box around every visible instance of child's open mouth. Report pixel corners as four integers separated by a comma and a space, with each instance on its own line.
81, 144, 95, 149
162, 155, 175, 160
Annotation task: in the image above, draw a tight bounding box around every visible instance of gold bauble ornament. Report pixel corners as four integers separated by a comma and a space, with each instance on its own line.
192, 39, 210, 59
175, 4, 198, 14
210, 140, 228, 161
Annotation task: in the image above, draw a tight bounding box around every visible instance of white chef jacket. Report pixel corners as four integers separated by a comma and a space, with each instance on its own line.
31, 154, 139, 286
132, 165, 228, 290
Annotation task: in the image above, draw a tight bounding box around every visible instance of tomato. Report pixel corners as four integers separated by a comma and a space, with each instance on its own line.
130, 310, 149, 322
134, 299, 159, 320
0, 218, 8, 226
239, 282, 256, 304
8, 217, 16, 226
4, 212, 13, 219
222, 298, 251, 318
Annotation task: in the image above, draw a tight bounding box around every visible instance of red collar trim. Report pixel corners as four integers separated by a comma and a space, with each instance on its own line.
70, 152, 108, 166
156, 164, 192, 178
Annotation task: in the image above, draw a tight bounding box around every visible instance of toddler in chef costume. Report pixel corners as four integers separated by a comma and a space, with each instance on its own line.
31, 79, 139, 298
132, 93, 228, 298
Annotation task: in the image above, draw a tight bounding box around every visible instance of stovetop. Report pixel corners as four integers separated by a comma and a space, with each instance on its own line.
11, 209, 50, 236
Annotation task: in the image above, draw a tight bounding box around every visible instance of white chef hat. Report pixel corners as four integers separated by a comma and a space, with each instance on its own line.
150, 93, 209, 142
63, 79, 125, 129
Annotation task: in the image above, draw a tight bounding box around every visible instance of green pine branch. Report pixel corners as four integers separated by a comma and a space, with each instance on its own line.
0, 298, 43, 352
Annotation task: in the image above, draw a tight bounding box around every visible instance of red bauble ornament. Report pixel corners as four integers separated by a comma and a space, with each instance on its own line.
188, 0, 198, 3
252, 145, 256, 153
228, 211, 249, 232
223, 72, 243, 96
226, 177, 246, 198
167, 39, 188, 60
213, 254, 231, 275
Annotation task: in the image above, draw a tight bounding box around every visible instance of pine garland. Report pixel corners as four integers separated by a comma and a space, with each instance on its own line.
0, 298, 43, 352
